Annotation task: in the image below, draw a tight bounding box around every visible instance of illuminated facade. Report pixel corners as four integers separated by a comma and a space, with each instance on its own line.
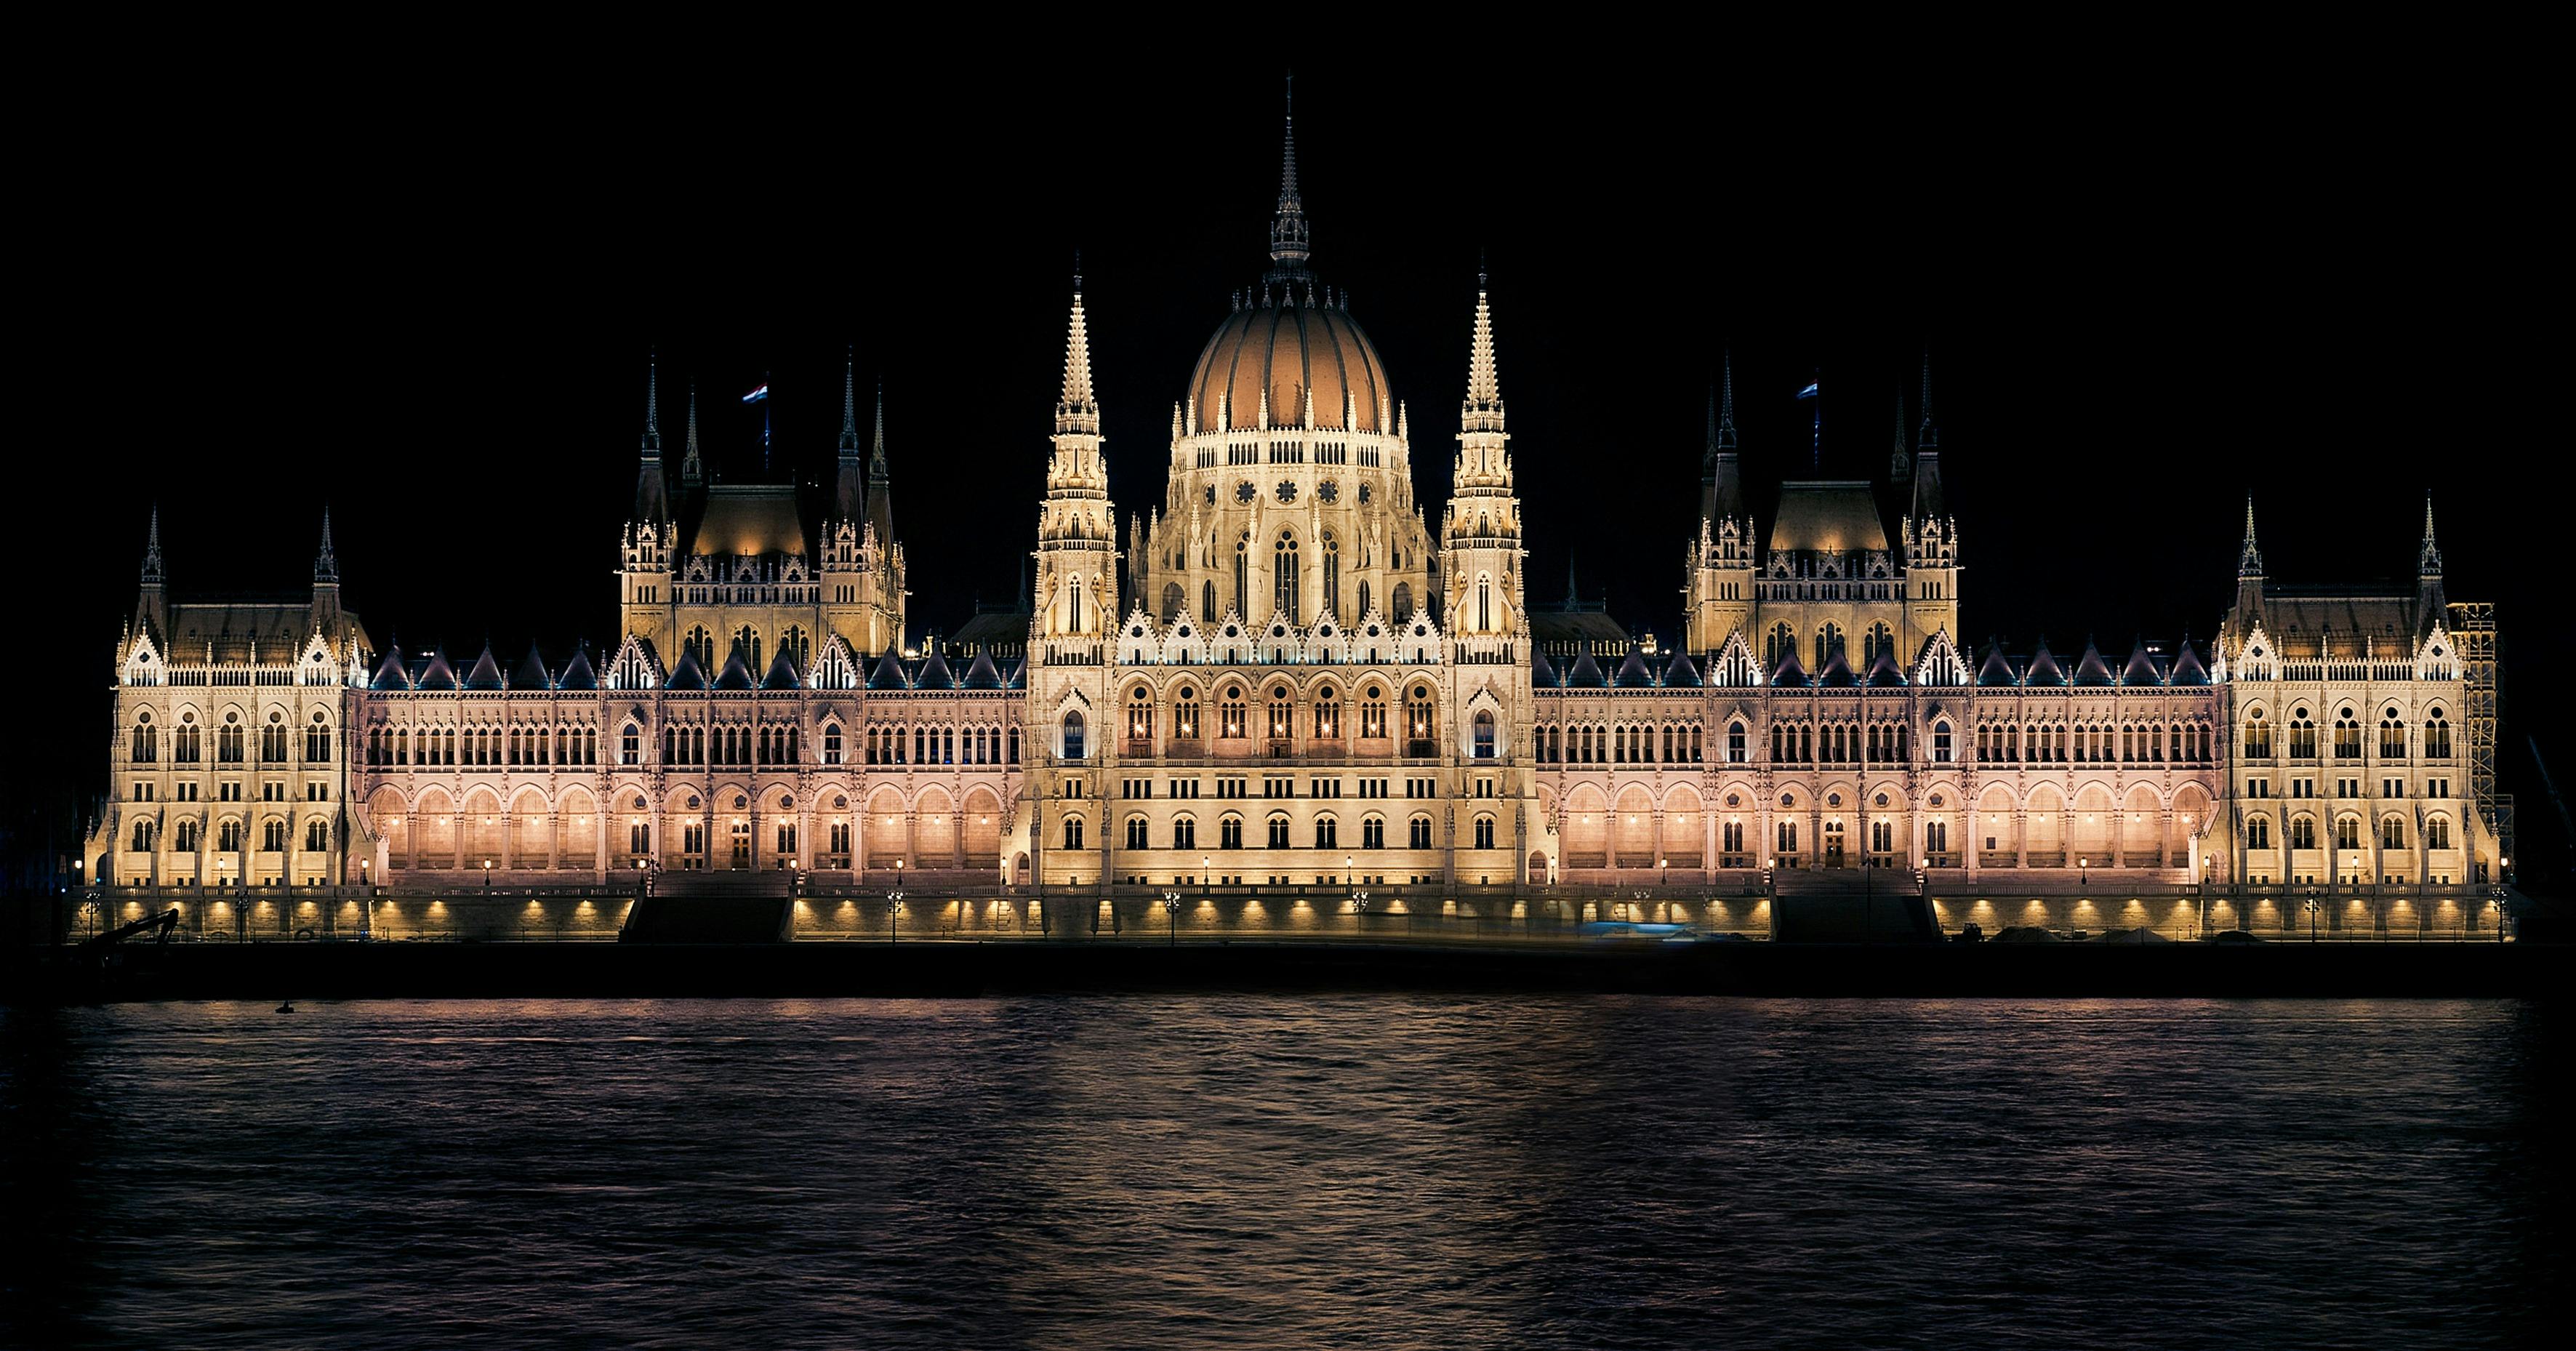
84, 104, 2505, 937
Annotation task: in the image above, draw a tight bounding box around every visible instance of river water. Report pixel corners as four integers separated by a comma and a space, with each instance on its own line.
4, 998, 2567, 1350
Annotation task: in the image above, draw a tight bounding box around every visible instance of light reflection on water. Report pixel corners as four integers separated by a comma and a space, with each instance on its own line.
4, 998, 2569, 1350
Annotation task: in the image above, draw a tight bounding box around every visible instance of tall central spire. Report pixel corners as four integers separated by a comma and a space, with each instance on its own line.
641, 351, 661, 456
1462, 276, 1503, 430
838, 346, 860, 454
1703, 350, 1745, 524
2239, 497, 2265, 577
315, 505, 338, 582
681, 380, 703, 486
1267, 75, 1311, 278
1917, 352, 1939, 452
1057, 269, 1099, 435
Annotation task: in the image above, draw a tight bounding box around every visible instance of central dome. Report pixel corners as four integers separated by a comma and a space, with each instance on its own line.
1187, 298, 1392, 435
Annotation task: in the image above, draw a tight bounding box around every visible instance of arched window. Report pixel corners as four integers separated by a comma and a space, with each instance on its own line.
2247, 815, 2271, 850
1162, 581, 1184, 623
1728, 721, 1746, 763
2290, 814, 2317, 851
622, 723, 641, 766
262, 817, 286, 851
132, 818, 157, 851
1362, 815, 1386, 849
1475, 574, 1493, 632
1267, 686, 1293, 745
131, 710, 157, 763
1061, 710, 1086, 760
1219, 814, 1244, 850
1323, 532, 1340, 622
686, 627, 712, 669
1128, 687, 1155, 743
1408, 814, 1434, 849
1864, 622, 1894, 665
733, 625, 762, 673
1405, 686, 1436, 756
2289, 707, 2317, 758
175, 713, 200, 763
218, 713, 244, 763
1314, 687, 1343, 741
2380, 815, 2405, 849
1203, 580, 1217, 625
1267, 814, 1291, 849
781, 625, 808, 670
1315, 815, 1338, 849
2380, 708, 2405, 759
1767, 622, 1794, 667
1173, 815, 1197, 850
174, 818, 200, 852
822, 723, 843, 766
1126, 815, 1149, 849
261, 712, 288, 763
217, 819, 242, 851
2335, 815, 2361, 851
2425, 707, 2452, 758
1473, 710, 1496, 759
1234, 532, 1250, 616
2333, 709, 2362, 759
1220, 687, 1247, 739
1474, 814, 1496, 849
1815, 622, 1843, 669
1932, 721, 1952, 763
1174, 686, 1201, 741
305, 818, 329, 851
1392, 581, 1413, 622
1063, 815, 1084, 850
2425, 816, 2452, 849
2243, 707, 2272, 759
1360, 685, 1387, 740
1275, 530, 1300, 619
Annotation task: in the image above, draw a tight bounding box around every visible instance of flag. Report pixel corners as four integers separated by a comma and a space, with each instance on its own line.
1797, 382, 1819, 399
742, 384, 769, 404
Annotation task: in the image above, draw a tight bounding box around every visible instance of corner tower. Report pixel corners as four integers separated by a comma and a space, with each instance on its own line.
1441, 273, 1525, 654
619, 355, 676, 654
1900, 354, 1959, 654
1685, 354, 1754, 654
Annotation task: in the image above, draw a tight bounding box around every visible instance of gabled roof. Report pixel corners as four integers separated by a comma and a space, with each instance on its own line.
512, 644, 551, 690
761, 647, 802, 691
1864, 647, 1906, 688
1565, 646, 1606, 688
1530, 647, 1560, 687
371, 645, 410, 691
665, 649, 707, 691
2023, 641, 2065, 686
1613, 645, 1656, 688
960, 647, 1003, 689
416, 649, 457, 691
1815, 647, 1858, 688
1002, 657, 1026, 689
557, 645, 598, 690
2119, 642, 2164, 686
868, 644, 910, 690
1770, 644, 1810, 688
463, 646, 506, 690
2170, 639, 2210, 686
2072, 640, 2116, 687
1976, 644, 2018, 688
1662, 651, 1701, 688
915, 649, 955, 690
688, 484, 808, 558
714, 646, 756, 691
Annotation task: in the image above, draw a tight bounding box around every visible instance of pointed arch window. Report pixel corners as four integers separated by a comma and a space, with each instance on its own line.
1275, 531, 1301, 620
1472, 710, 1496, 759
1322, 533, 1340, 622
218, 713, 244, 764
2425, 707, 2451, 758
1234, 532, 1251, 617
1476, 574, 1493, 632
1061, 710, 1086, 760
1174, 686, 1201, 742
131, 710, 158, 763
174, 818, 201, 852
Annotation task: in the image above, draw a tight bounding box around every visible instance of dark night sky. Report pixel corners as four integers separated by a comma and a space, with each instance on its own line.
8, 56, 2563, 888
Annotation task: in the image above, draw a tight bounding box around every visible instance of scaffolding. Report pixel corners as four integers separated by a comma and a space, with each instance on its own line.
2447, 600, 2509, 862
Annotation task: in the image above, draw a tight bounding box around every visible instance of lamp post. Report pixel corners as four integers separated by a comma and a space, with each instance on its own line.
886, 890, 904, 945
1352, 889, 1370, 936
1163, 891, 1181, 947
483, 859, 491, 894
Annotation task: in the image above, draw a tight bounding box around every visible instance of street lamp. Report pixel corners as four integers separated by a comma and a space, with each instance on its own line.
886, 890, 904, 945
1353, 889, 1371, 934
483, 859, 491, 893
1163, 890, 1181, 947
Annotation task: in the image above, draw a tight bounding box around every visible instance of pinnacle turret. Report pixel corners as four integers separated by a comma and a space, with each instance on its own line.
2419, 494, 2443, 575
315, 505, 338, 582
680, 380, 703, 487
866, 381, 896, 548
1056, 278, 1099, 435
1461, 278, 1503, 430
838, 347, 860, 453
2239, 497, 2265, 577
142, 503, 164, 582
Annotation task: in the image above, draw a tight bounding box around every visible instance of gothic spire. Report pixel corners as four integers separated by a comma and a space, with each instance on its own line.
838, 345, 860, 454
871, 379, 888, 474
2419, 494, 2443, 575
142, 503, 164, 582
1917, 350, 1938, 452
867, 380, 896, 548
2239, 497, 2265, 577
315, 505, 338, 582
1461, 275, 1503, 430
1564, 554, 1579, 608
1703, 351, 1746, 525
641, 351, 661, 456
1890, 386, 1912, 483
1056, 273, 1100, 434
1267, 75, 1311, 277
1715, 349, 1738, 452
681, 380, 704, 486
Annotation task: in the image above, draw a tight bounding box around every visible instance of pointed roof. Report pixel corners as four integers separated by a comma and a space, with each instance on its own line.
634, 355, 670, 524
512, 644, 550, 690
1865, 646, 1906, 688
1703, 353, 1746, 523
833, 350, 866, 524
1565, 646, 1607, 688
2023, 640, 2066, 686
557, 644, 598, 690
1530, 646, 1560, 687
867, 643, 910, 691
417, 648, 458, 691
142, 504, 164, 582
1976, 643, 2018, 687
664, 647, 707, 692
1907, 353, 1945, 521
2419, 494, 2443, 576
960, 646, 1003, 689
2239, 497, 2264, 576
461, 646, 504, 690
681, 380, 704, 483
1769, 644, 1810, 688
1816, 646, 1858, 688
1002, 655, 1027, 689
371, 645, 411, 690
1662, 650, 1702, 688
2170, 638, 2210, 686
2119, 641, 2164, 686
1889, 386, 1911, 484
714, 645, 757, 691
1613, 644, 1656, 688
761, 646, 802, 691
915, 649, 955, 690
2073, 639, 2116, 686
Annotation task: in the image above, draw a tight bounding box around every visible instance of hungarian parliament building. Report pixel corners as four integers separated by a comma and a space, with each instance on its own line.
86, 109, 2508, 941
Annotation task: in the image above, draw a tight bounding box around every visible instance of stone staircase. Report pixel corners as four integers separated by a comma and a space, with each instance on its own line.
1770, 870, 1941, 943
619, 869, 795, 943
